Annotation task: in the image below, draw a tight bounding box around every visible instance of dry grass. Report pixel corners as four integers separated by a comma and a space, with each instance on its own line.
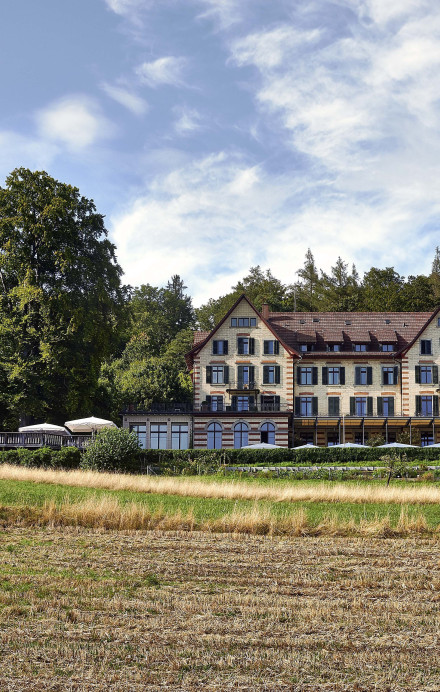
0, 495, 435, 537
0, 527, 440, 691
1, 463, 440, 506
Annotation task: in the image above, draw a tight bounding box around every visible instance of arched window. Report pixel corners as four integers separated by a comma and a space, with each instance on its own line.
260, 422, 275, 445
207, 422, 222, 449
234, 422, 249, 449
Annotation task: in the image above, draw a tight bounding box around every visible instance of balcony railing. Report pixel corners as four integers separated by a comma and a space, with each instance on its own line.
0, 432, 91, 449
123, 402, 193, 414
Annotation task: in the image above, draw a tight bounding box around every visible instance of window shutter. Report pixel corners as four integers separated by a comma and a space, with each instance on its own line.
394, 366, 398, 385
295, 397, 301, 416
340, 367, 345, 385
237, 338, 243, 355
355, 367, 360, 385
415, 366, 421, 384
205, 395, 212, 410
249, 366, 255, 385
312, 397, 318, 415
249, 395, 255, 410
275, 395, 280, 410
262, 366, 268, 384
231, 395, 237, 411
328, 397, 339, 416
350, 397, 355, 415
322, 367, 328, 385
274, 341, 280, 355
367, 367, 373, 385
367, 397, 373, 416
249, 338, 255, 355
206, 366, 212, 383
415, 395, 421, 416
381, 368, 386, 386
297, 368, 301, 385
312, 367, 318, 385
275, 366, 281, 384
237, 365, 243, 387
388, 397, 395, 415
377, 397, 383, 415
212, 341, 218, 355
434, 396, 439, 417
433, 366, 439, 384
223, 340, 228, 355
263, 341, 269, 355
224, 365, 229, 384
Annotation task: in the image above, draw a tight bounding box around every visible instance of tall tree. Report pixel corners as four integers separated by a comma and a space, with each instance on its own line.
360, 267, 404, 311
0, 168, 125, 426
289, 249, 323, 311
430, 246, 440, 304
320, 257, 362, 311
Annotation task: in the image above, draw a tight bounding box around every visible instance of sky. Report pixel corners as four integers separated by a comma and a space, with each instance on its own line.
1, 0, 440, 305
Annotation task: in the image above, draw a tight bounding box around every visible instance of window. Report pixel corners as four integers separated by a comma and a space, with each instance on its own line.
150, 423, 167, 449
263, 365, 280, 384
328, 397, 340, 416
354, 344, 367, 352
328, 367, 340, 385
327, 432, 339, 446
230, 317, 256, 327
263, 340, 280, 355
236, 396, 250, 412
355, 366, 372, 385
207, 422, 222, 449
129, 424, 146, 449
237, 337, 255, 355
299, 343, 313, 352
171, 424, 189, 449
438, 317, 440, 327
212, 340, 228, 355
322, 367, 345, 385
421, 431, 434, 447
355, 432, 368, 444
207, 396, 223, 412
420, 339, 432, 355
415, 365, 438, 384
378, 397, 394, 416
206, 365, 229, 384
381, 343, 394, 352
355, 397, 367, 416
260, 422, 275, 444
298, 432, 314, 445
382, 367, 398, 385
260, 395, 280, 412
237, 365, 255, 388
298, 366, 317, 385
420, 396, 432, 416
234, 422, 249, 448
327, 344, 341, 352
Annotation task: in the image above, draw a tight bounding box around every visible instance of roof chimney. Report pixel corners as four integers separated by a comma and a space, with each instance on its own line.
261, 303, 270, 319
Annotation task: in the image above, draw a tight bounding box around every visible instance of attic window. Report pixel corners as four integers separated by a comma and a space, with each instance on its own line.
385, 319, 391, 324
313, 318, 320, 323
300, 319, 306, 324
403, 322, 408, 327
345, 320, 351, 325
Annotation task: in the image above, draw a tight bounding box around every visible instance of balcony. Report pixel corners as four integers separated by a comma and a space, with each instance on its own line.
123, 402, 193, 414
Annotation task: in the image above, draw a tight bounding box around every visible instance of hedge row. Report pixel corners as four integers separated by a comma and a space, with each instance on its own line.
0, 447, 81, 469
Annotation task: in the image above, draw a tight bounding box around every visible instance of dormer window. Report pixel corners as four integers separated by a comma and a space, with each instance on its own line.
230, 317, 257, 327
353, 343, 367, 352
327, 344, 341, 352
299, 343, 313, 352
381, 343, 394, 352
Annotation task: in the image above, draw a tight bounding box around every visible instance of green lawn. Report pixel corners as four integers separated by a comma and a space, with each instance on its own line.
2, 477, 440, 527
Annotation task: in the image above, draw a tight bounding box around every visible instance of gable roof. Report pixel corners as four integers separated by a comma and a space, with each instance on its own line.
185, 294, 299, 370
399, 306, 440, 356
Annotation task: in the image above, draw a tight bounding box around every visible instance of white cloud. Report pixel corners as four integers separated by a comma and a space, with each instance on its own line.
195, 0, 245, 29
136, 56, 187, 87
173, 106, 202, 135
36, 96, 114, 150
103, 0, 147, 17
0, 131, 59, 180
101, 83, 148, 115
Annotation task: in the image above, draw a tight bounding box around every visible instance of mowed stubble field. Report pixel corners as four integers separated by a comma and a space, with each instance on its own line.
1, 526, 440, 691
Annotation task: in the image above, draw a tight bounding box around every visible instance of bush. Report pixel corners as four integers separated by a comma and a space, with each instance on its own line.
80, 428, 141, 472
51, 447, 82, 469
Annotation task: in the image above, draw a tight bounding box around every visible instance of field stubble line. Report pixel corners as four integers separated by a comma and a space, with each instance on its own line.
0, 463, 440, 505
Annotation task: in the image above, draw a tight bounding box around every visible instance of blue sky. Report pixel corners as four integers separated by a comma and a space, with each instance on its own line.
1, 0, 440, 304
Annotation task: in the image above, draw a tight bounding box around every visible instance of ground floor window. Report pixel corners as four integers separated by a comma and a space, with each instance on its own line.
207, 422, 222, 449
298, 432, 314, 445
150, 423, 167, 449
355, 431, 368, 445
234, 422, 249, 448
327, 432, 339, 446
260, 422, 275, 445
129, 424, 147, 449
421, 431, 434, 447
171, 423, 189, 449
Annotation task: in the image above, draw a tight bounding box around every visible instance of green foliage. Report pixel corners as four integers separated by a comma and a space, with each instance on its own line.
80, 427, 141, 471
0, 168, 125, 426
0, 446, 81, 469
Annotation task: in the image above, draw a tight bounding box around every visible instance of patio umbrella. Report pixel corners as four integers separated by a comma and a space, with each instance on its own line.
333, 442, 368, 448
64, 416, 117, 435
426, 443, 440, 448
293, 444, 319, 449
18, 423, 71, 436
240, 442, 282, 449
378, 442, 418, 448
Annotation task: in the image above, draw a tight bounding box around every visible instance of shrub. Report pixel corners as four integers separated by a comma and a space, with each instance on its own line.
80, 428, 141, 472
51, 447, 82, 469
